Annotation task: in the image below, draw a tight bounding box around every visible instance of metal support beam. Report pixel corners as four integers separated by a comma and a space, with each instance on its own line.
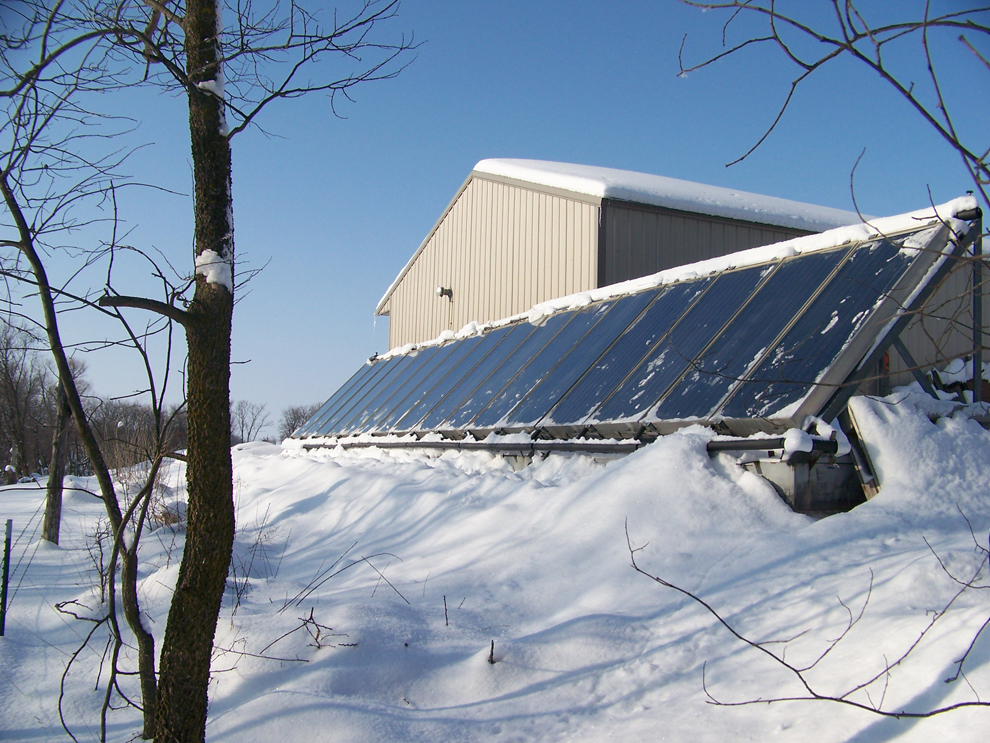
706, 437, 838, 455
890, 336, 938, 398
974, 215, 984, 404
303, 439, 643, 455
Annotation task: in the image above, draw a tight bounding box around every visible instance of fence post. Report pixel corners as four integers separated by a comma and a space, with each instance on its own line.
1, 519, 11, 636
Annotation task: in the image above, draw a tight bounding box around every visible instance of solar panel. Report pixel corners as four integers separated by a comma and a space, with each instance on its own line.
469, 301, 618, 430
588, 263, 770, 425
337, 347, 448, 435
500, 288, 660, 430
394, 326, 518, 432
417, 323, 535, 431
370, 344, 460, 432
651, 248, 848, 422
718, 237, 916, 420
391, 336, 485, 432
540, 280, 709, 429
300, 355, 397, 436
296, 220, 956, 442
314, 354, 410, 435
442, 311, 574, 430
294, 362, 375, 437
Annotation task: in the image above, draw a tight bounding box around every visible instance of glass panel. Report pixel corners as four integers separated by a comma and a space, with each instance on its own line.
295, 361, 378, 436
402, 326, 519, 431
596, 263, 772, 424
421, 323, 536, 430
360, 345, 447, 432
315, 355, 410, 436
448, 312, 574, 430
389, 336, 484, 432
371, 344, 459, 432
502, 289, 660, 428
544, 281, 709, 427
720, 238, 914, 419
307, 357, 396, 436
471, 305, 616, 429
655, 249, 846, 421
335, 353, 428, 434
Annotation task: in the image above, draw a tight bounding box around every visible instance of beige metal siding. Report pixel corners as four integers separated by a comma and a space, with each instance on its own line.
601, 201, 807, 286
387, 178, 598, 348
888, 255, 987, 386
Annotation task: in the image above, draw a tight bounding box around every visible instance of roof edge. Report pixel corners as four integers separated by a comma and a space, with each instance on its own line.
375, 171, 475, 316
375, 168, 606, 316
475, 158, 868, 232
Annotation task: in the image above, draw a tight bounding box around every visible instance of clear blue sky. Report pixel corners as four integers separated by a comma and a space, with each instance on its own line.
54, 1, 988, 432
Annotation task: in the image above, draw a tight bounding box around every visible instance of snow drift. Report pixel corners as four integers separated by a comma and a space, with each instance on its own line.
0, 393, 987, 742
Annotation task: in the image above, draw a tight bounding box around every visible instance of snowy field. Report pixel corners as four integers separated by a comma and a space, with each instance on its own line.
1, 393, 988, 742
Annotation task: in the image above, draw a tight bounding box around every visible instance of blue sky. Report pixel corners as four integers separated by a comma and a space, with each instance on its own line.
50, 1, 988, 430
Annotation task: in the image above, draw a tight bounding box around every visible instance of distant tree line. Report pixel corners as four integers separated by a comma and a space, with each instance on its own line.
0, 320, 190, 481
230, 400, 323, 444
1, 319, 323, 478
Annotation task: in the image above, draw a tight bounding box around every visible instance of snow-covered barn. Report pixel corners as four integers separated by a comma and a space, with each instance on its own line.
376, 160, 864, 350
297, 161, 985, 512
375, 160, 982, 390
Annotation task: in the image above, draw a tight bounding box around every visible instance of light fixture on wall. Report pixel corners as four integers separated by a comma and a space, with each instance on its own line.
435, 286, 453, 299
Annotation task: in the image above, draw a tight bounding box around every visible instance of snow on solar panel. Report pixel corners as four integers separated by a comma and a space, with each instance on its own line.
296, 217, 961, 442
717, 237, 918, 420
649, 248, 848, 423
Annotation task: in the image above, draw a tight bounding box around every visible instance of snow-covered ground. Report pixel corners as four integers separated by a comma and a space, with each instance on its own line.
1, 393, 988, 742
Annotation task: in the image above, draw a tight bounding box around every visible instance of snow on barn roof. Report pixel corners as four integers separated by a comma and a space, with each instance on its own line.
376, 159, 869, 316
474, 159, 867, 232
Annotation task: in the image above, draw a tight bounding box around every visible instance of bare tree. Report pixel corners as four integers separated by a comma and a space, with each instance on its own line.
2, 1, 415, 740
676, 1, 990, 210
0, 321, 46, 477
231, 399, 270, 443
42, 358, 86, 544
278, 402, 322, 441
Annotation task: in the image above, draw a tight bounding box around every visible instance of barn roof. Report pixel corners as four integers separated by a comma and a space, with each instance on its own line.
475, 159, 867, 232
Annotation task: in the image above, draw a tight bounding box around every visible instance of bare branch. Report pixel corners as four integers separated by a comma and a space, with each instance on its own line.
97, 294, 190, 327
626, 517, 990, 718
139, 0, 186, 33
676, 1, 990, 189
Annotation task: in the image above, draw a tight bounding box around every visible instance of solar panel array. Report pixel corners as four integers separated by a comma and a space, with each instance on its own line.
296, 223, 950, 441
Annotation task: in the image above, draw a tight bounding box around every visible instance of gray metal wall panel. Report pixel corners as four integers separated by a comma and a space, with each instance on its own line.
601, 200, 808, 286
387, 178, 598, 348
887, 256, 987, 386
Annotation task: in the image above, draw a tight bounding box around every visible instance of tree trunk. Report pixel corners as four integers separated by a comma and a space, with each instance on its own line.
153, 0, 236, 740
41, 381, 70, 544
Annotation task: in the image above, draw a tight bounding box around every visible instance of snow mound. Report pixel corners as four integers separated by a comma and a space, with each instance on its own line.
1, 401, 987, 742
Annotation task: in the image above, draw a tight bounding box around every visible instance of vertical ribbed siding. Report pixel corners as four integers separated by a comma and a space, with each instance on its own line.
601, 201, 807, 286
388, 178, 598, 348
888, 258, 987, 386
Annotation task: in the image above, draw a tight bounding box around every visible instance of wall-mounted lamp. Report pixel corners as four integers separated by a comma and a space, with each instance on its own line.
435, 286, 453, 300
